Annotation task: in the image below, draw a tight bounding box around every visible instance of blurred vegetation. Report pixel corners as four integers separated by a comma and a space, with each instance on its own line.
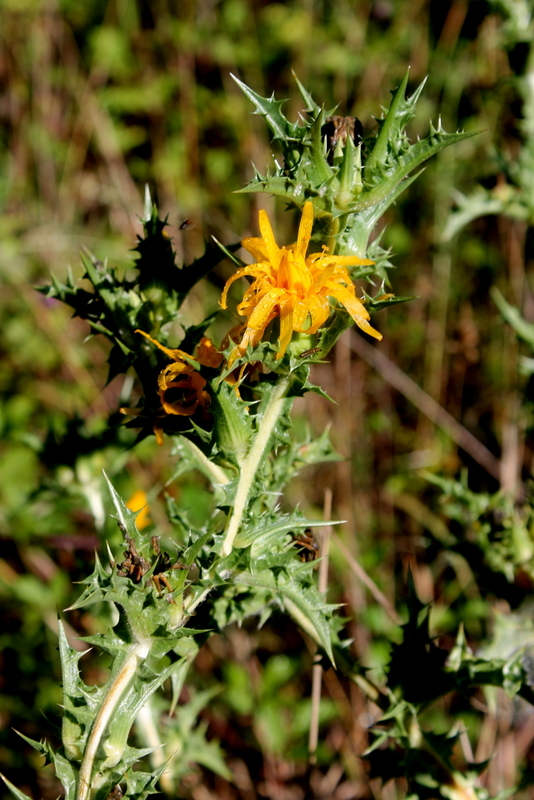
2, 0, 534, 798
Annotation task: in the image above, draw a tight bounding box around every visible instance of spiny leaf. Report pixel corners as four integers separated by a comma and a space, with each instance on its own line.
236, 172, 306, 205
212, 235, 246, 269
58, 619, 94, 758
366, 71, 426, 168
292, 70, 322, 115
306, 109, 335, 186
176, 685, 224, 734
14, 730, 56, 763
58, 618, 87, 696
64, 551, 113, 610
0, 774, 34, 800
441, 189, 505, 241
210, 380, 253, 465
107, 755, 175, 800
234, 511, 333, 552
186, 729, 232, 780
169, 649, 198, 715
183, 529, 215, 567
362, 290, 418, 314
281, 580, 336, 665
317, 307, 358, 356
104, 471, 143, 542
233, 568, 336, 664
358, 128, 479, 210
231, 73, 302, 141
48, 753, 78, 800
336, 169, 423, 253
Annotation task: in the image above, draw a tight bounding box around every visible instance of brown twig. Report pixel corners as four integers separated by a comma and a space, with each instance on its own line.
309, 488, 333, 764
350, 331, 502, 481
332, 532, 402, 625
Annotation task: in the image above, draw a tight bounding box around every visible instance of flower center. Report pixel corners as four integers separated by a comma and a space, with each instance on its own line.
276, 248, 311, 295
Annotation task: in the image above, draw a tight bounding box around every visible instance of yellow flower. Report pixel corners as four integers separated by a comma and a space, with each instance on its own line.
220, 202, 382, 364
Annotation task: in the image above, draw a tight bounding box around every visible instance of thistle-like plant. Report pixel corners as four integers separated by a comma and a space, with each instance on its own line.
4, 73, 532, 800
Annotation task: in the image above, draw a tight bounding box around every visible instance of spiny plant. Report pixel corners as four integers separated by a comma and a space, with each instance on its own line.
3, 72, 532, 800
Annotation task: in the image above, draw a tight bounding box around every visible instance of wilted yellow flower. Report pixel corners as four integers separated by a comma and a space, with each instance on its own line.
136, 330, 211, 417
220, 202, 382, 364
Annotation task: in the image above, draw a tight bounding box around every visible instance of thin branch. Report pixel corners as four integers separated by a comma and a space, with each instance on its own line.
333, 532, 402, 625
350, 331, 502, 481
77, 642, 150, 800
309, 489, 333, 764
221, 376, 290, 556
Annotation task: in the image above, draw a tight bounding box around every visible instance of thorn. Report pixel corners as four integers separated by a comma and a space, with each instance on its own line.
143, 185, 152, 222
106, 540, 116, 568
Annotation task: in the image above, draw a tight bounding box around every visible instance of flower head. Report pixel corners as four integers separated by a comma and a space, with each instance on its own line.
220, 202, 382, 364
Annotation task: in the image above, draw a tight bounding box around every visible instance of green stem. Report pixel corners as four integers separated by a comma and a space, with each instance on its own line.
327, 215, 340, 255
221, 376, 290, 557
178, 435, 231, 487
77, 640, 150, 800
135, 701, 174, 796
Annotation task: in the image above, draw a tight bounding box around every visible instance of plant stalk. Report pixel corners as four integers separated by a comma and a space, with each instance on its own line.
77, 640, 150, 800
221, 376, 290, 556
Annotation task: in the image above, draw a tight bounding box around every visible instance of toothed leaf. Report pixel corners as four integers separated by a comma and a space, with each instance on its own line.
231, 74, 303, 142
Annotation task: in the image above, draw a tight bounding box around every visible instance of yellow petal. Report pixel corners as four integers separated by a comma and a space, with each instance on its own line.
161, 383, 197, 415
258, 209, 282, 268
162, 395, 198, 416
237, 281, 270, 314
314, 263, 342, 288
354, 316, 382, 340
247, 288, 284, 332
240, 278, 274, 307
300, 294, 330, 333
196, 337, 224, 368
136, 330, 190, 362
158, 361, 193, 391
158, 366, 209, 416
277, 298, 295, 358
242, 235, 270, 263
296, 202, 313, 259
331, 287, 382, 340
220, 265, 266, 309
292, 298, 310, 331
330, 285, 369, 319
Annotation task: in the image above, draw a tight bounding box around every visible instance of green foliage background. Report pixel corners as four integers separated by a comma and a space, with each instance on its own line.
2, 1, 534, 798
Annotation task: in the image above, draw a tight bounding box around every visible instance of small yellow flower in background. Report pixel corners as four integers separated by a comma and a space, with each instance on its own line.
136, 330, 212, 417
220, 202, 382, 365
126, 490, 151, 530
